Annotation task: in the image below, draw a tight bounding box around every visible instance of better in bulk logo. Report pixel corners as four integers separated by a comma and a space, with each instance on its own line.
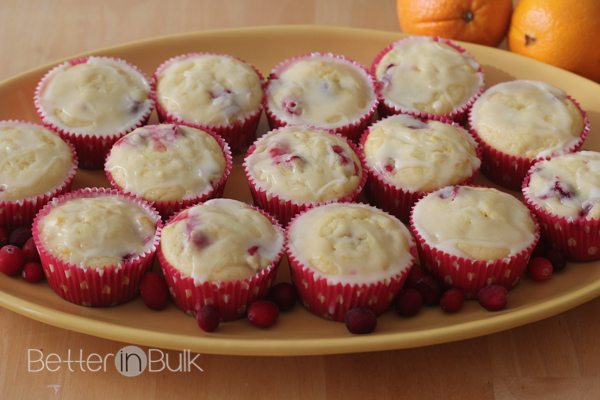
28, 346, 203, 376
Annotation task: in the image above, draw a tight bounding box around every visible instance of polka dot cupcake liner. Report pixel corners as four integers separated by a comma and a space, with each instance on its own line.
243, 127, 368, 227
0, 120, 79, 230
32, 188, 163, 307
105, 126, 233, 221
151, 53, 266, 154
157, 204, 285, 321
34, 56, 155, 169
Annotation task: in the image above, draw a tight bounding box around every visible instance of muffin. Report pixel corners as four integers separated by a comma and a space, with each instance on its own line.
264, 53, 378, 143
152, 53, 264, 153
244, 125, 366, 226
32, 188, 162, 307
411, 186, 539, 298
523, 151, 600, 260
158, 199, 285, 321
360, 114, 481, 223
0, 120, 78, 230
34, 56, 154, 169
286, 202, 415, 322
469, 80, 589, 190
371, 36, 484, 121
105, 124, 231, 220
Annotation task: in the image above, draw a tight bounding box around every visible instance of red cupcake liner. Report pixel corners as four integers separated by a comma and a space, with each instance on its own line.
157, 204, 285, 321
264, 53, 378, 143
468, 95, 590, 191
0, 120, 79, 230
409, 188, 541, 299
105, 125, 233, 221
32, 188, 163, 307
151, 53, 265, 154
358, 116, 482, 223
370, 36, 485, 123
34, 56, 155, 169
243, 126, 368, 227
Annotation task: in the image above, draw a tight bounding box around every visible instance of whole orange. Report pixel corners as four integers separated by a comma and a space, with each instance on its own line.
508, 0, 600, 82
397, 0, 512, 47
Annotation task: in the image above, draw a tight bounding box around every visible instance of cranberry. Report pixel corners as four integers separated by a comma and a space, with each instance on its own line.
268, 282, 298, 312
439, 288, 465, 313
414, 275, 443, 305
404, 263, 426, 288
528, 257, 553, 281
139, 272, 169, 311
247, 300, 279, 328
345, 308, 377, 334
8, 226, 32, 248
552, 181, 572, 199
22, 238, 40, 263
0, 245, 25, 276
543, 250, 568, 273
579, 202, 594, 218
478, 284, 508, 311
394, 289, 423, 317
0, 226, 9, 247
196, 305, 220, 332
22, 262, 44, 283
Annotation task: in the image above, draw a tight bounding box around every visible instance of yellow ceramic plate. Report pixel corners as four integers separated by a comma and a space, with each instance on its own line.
1, 26, 599, 357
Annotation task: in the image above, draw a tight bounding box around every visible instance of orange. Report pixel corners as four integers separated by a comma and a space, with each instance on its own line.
397, 0, 512, 47
508, 0, 600, 82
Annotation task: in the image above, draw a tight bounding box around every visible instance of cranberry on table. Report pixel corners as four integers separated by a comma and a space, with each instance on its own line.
528, 257, 553, 281
247, 300, 279, 328
345, 307, 377, 334
478, 284, 508, 311
0, 245, 25, 276
394, 289, 423, 317
414, 275, 443, 306
22, 238, 40, 263
0, 226, 9, 247
8, 226, 32, 249
139, 272, 169, 311
22, 262, 44, 283
404, 263, 426, 289
543, 250, 568, 273
439, 288, 465, 313
196, 305, 221, 333
268, 282, 298, 312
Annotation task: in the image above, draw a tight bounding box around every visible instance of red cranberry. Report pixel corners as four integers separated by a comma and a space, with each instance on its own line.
414, 276, 443, 305
22, 238, 40, 263
22, 262, 44, 283
247, 300, 279, 328
439, 288, 465, 313
196, 305, 220, 332
543, 250, 568, 273
478, 284, 508, 311
268, 282, 298, 312
0, 245, 25, 276
0, 226, 9, 247
528, 257, 553, 281
394, 289, 423, 317
345, 308, 377, 334
404, 263, 426, 288
8, 226, 32, 248
139, 272, 169, 311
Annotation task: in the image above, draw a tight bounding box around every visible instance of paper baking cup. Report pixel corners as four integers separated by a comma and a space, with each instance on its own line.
34, 56, 154, 169
105, 126, 233, 221
151, 53, 265, 154
468, 96, 589, 191
264, 53, 378, 143
370, 36, 484, 123
157, 205, 285, 321
0, 121, 79, 230
32, 188, 162, 307
243, 127, 368, 227
358, 117, 482, 223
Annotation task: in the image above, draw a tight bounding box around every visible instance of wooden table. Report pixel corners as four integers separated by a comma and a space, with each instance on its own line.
2, 1, 599, 398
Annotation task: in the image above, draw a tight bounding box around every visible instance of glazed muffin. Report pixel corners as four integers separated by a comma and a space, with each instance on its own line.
152, 53, 264, 153
35, 56, 154, 169
158, 199, 285, 320
469, 80, 588, 190
32, 188, 162, 307
105, 124, 231, 219
0, 120, 78, 229
523, 151, 600, 260
244, 125, 366, 225
360, 114, 481, 222
411, 186, 539, 298
371, 36, 484, 121
264, 53, 378, 143
286, 202, 415, 322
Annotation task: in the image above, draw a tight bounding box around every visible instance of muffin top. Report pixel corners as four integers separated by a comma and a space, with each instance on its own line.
106, 124, 227, 202
412, 186, 536, 261
245, 126, 363, 203
470, 80, 584, 158
160, 199, 284, 284
37, 57, 152, 137
363, 114, 480, 192
374, 37, 482, 115
0, 121, 74, 202
287, 203, 414, 285
155, 54, 263, 126
266, 54, 376, 129
524, 151, 600, 221
37, 195, 158, 269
